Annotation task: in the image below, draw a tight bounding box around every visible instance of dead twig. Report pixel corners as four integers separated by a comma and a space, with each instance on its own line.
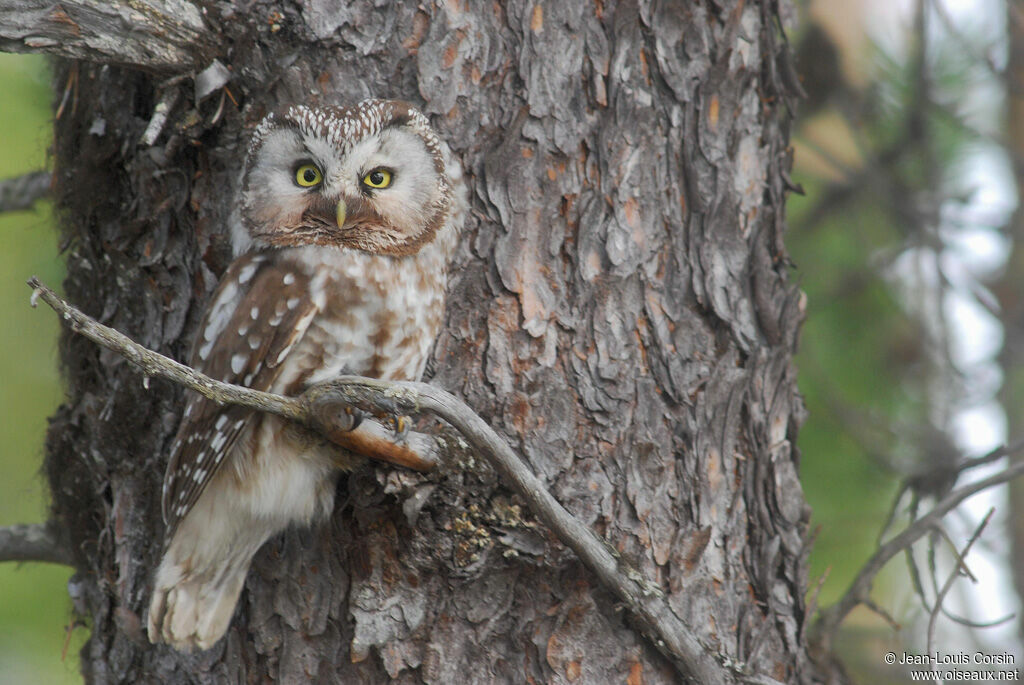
812, 452, 1024, 653
0, 171, 50, 213
0, 522, 71, 566
925, 508, 994, 656
0, 0, 213, 73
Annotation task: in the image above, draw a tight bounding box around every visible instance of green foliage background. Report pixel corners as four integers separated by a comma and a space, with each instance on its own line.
0, 53, 82, 684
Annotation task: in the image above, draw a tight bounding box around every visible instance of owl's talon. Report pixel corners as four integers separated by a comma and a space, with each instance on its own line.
339, 406, 365, 432
391, 415, 411, 442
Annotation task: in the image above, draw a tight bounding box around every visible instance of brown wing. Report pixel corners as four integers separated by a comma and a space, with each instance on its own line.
160, 252, 318, 541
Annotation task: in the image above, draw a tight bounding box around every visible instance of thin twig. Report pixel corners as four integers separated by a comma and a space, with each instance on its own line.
937, 606, 1015, 630
929, 0, 1003, 78
862, 598, 901, 631
28, 277, 305, 422
27, 277, 727, 684
958, 437, 1024, 472
0, 171, 50, 213
804, 563, 830, 625
0, 522, 72, 566
935, 525, 978, 583
926, 508, 993, 656
812, 448, 1024, 652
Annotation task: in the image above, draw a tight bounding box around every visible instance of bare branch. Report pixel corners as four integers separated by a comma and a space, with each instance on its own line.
0, 522, 72, 566
27, 276, 728, 684
0, 171, 49, 213
813, 451, 1024, 652
28, 277, 305, 422
926, 508, 993, 655
0, 0, 214, 73
958, 437, 1024, 471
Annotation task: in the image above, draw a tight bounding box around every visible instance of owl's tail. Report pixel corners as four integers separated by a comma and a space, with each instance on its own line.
147, 523, 271, 651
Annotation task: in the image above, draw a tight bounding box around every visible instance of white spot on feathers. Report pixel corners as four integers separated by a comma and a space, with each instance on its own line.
237, 262, 258, 284
231, 353, 247, 374
209, 431, 228, 451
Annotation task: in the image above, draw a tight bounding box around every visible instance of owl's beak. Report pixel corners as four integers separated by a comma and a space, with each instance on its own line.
335, 199, 347, 228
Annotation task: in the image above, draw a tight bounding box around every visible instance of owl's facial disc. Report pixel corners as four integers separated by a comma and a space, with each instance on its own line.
241, 101, 451, 257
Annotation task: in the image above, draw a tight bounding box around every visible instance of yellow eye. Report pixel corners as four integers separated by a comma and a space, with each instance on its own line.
362, 169, 392, 189
295, 164, 323, 188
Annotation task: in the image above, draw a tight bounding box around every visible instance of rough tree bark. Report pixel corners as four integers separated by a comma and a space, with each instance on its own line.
33, 0, 810, 682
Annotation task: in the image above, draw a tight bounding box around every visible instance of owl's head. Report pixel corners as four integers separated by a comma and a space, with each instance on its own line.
239, 100, 452, 256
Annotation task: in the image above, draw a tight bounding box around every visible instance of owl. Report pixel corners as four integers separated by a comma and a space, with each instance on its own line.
147, 99, 465, 651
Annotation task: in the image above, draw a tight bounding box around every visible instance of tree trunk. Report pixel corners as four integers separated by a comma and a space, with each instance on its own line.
42, 1, 810, 682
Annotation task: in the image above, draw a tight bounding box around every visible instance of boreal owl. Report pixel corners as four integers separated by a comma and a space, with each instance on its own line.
147, 99, 465, 651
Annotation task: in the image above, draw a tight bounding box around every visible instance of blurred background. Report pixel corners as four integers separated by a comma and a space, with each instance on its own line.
0, 0, 1020, 681
0, 53, 81, 682
792, 0, 1022, 679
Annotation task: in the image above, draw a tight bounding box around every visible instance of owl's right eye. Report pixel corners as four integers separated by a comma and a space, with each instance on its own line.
294, 164, 323, 188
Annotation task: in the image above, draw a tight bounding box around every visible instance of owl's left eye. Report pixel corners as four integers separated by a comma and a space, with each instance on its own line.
362, 169, 392, 189
295, 164, 323, 188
